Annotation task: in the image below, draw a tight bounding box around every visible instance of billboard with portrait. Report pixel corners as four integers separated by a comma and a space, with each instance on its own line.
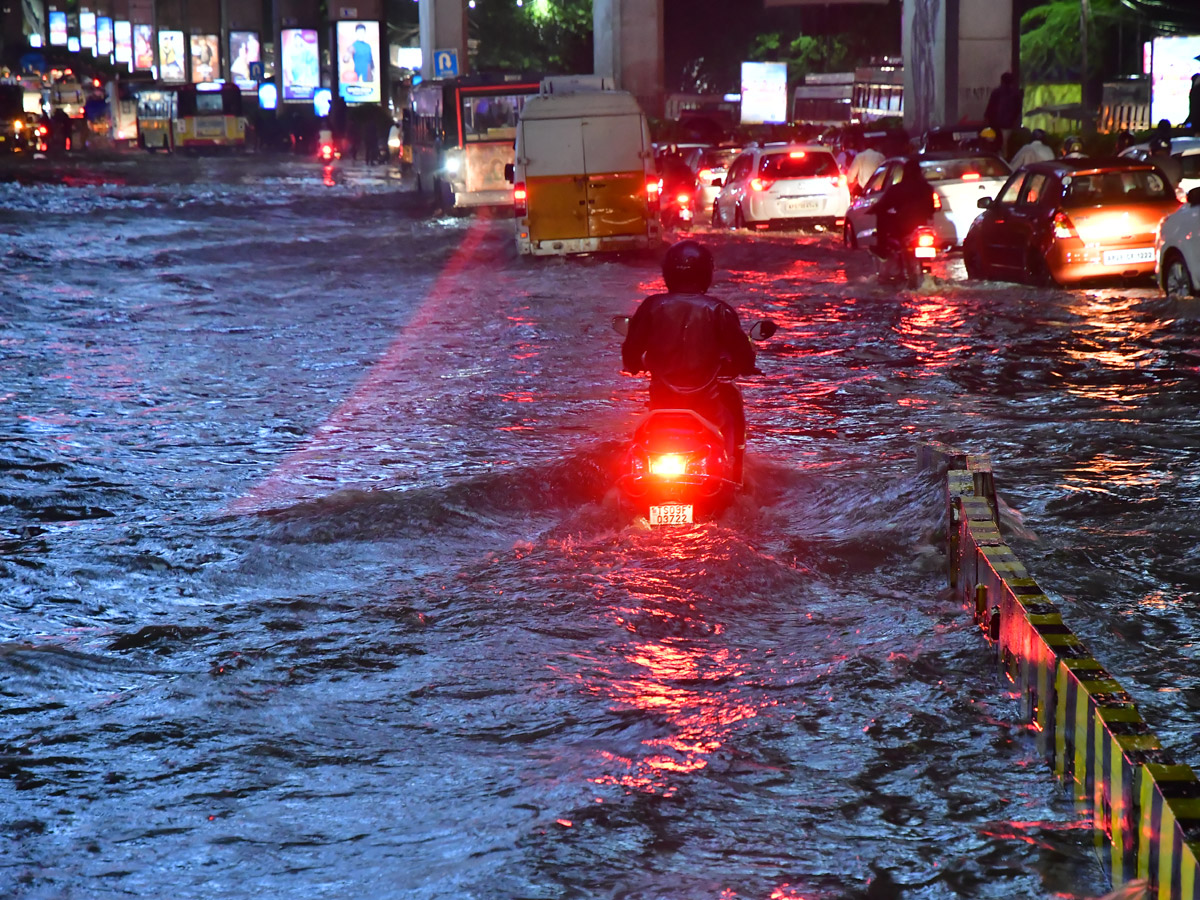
134, 24, 154, 71
80, 10, 96, 52
49, 10, 67, 46
230, 32, 261, 91
281, 29, 319, 102
1150, 36, 1200, 126
336, 20, 381, 104
740, 61, 788, 124
190, 34, 219, 83
159, 30, 186, 83
114, 20, 132, 65
97, 17, 113, 56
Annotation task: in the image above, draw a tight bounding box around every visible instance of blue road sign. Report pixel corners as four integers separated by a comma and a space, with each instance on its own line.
249, 61, 264, 81
434, 49, 459, 79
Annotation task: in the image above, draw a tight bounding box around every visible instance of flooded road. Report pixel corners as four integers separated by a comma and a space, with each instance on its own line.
2, 154, 1196, 899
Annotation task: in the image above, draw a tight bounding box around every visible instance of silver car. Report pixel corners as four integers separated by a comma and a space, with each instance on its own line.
1156, 185, 1200, 296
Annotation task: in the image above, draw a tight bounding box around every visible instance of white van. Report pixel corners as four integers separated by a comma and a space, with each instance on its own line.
511, 89, 661, 256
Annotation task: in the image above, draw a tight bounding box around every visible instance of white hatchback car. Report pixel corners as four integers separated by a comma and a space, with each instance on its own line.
1121, 137, 1200, 198
712, 143, 850, 229
1156, 186, 1200, 296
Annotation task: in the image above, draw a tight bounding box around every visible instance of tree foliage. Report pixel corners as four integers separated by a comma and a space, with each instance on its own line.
470, 0, 593, 75
1020, 0, 1129, 82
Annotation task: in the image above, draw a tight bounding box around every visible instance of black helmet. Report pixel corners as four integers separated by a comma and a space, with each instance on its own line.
1062, 136, 1083, 156
1031, 128, 1047, 142
1150, 135, 1171, 154
662, 240, 714, 293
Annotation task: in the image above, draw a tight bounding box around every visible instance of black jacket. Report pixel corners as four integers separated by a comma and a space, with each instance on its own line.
622, 292, 755, 394
874, 173, 936, 242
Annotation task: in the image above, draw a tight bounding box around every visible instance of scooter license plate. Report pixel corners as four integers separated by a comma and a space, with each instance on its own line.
649, 504, 693, 526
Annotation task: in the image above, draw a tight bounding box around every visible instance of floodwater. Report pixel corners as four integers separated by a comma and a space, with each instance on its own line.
2, 153, 1196, 900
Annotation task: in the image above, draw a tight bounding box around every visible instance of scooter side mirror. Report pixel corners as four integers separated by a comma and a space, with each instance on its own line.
748, 319, 777, 341
612, 315, 630, 336
977, 196, 993, 209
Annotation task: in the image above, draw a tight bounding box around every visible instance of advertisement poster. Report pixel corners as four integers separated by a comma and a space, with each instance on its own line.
134, 24, 154, 71
336, 21, 381, 104
190, 34, 219, 83
97, 16, 113, 56
80, 10, 96, 52
281, 29, 319, 102
114, 20, 132, 65
1151, 36, 1200, 126
49, 10, 67, 46
740, 61, 788, 125
159, 30, 186, 82
230, 31, 261, 90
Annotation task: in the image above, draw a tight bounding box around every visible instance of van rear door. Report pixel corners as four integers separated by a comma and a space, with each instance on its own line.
582, 114, 647, 238
523, 117, 589, 242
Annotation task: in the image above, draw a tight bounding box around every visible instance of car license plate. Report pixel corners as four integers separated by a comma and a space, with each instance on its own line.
1103, 247, 1154, 266
785, 198, 821, 213
649, 504, 693, 526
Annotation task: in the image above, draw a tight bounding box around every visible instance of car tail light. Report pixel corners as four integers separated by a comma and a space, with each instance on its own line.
1053, 211, 1078, 240
789, 150, 806, 158
646, 177, 661, 213
932, 192, 942, 210
750, 177, 773, 192
698, 167, 712, 182
829, 174, 847, 189
513, 182, 527, 216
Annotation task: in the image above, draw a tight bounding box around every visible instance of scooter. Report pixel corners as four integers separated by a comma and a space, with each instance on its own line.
873, 224, 938, 289
611, 317, 777, 525
660, 186, 696, 232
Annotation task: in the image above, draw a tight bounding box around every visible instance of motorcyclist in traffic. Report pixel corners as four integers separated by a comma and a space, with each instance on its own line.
657, 144, 698, 227
871, 157, 936, 260
621, 240, 757, 481
1147, 135, 1183, 192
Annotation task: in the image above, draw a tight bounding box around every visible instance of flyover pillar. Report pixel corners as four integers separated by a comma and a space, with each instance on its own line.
593, 0, 664, 117
418, 0, 468, 81
903, 0, 1018, 135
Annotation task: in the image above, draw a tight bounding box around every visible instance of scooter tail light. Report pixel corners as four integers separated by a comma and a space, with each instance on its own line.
1053, 211, 1078, 240
650, 453, 688, 479
916, 230, 936, 248
676, 192, 691, 206
513, 182, 527, 216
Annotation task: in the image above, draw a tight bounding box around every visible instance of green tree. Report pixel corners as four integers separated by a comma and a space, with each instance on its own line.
469, 0, 592, 75
1020, 0, 1129, 82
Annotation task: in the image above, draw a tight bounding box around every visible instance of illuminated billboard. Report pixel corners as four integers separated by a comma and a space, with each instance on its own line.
80, 10, 96, 52
49, 10, 67, 46
114, 20, 132, 65
741, 61, 789, 124
337, 21, 381, 104
134, 24, 154, 71
97, 17, 113, 56
190, 34, 219, 83
230, 32, 261, 90
159, 30, 186, 83
1150, 36, 1200, 126
281, 29, 319, 102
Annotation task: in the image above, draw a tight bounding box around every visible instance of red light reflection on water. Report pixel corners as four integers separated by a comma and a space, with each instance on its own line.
586, 531, 770, 797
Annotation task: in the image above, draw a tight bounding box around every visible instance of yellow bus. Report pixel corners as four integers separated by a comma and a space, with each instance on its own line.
174, 83, 246, 152
136, 87, 177, 151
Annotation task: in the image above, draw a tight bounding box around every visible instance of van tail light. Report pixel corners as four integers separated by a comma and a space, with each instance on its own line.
932, 191, 942, 210
514, 182, 527, 216
750, 177, 773, 192
1052, 211, 1078, 240
646, 177, 661, 213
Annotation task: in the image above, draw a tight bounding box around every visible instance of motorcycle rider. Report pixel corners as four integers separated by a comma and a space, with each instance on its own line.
871, 157, 936, 261
621, 240, 757, 481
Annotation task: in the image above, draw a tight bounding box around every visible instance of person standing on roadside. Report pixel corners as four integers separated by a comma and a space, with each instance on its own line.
984, 72, 1024, 153
1185, 74, 1200, 134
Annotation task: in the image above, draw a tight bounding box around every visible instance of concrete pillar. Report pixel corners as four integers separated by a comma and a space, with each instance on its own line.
903, 0, 1016, 134
593, 0, 664, 116
418, 0, 467, 81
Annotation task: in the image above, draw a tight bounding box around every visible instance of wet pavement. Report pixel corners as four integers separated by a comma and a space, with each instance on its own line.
0, 152, 1194, 899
